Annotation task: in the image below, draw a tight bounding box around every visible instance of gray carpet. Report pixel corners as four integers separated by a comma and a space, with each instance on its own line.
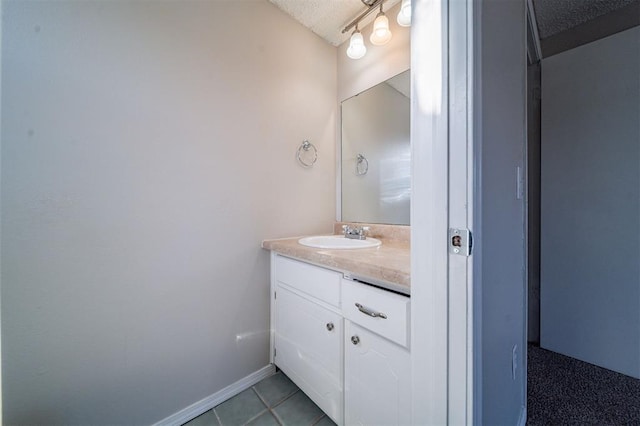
527, 344, 640, 425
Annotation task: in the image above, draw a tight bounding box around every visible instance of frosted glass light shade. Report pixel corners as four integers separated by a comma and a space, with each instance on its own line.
347, 31, 367, 59
397, 0, 411, 27
370, 13, 392, 45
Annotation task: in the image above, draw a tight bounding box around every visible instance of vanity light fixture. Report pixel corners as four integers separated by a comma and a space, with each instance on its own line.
342, 0, 409, 60
347, 26, 367, 59
370, 5, 392, 45
396, 0, 411, 27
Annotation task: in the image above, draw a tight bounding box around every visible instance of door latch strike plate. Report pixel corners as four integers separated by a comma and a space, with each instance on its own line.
449, 228, 472, 256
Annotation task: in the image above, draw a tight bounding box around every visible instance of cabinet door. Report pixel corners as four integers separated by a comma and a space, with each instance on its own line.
275, 285, 343, 424
344, 321, 411, 426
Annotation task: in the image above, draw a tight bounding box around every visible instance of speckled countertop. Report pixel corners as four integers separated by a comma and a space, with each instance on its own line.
262, 223, 410, 295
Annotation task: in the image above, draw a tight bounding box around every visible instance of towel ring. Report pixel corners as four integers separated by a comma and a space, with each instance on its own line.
356, 153, 369, 175
297, 140, 317, 168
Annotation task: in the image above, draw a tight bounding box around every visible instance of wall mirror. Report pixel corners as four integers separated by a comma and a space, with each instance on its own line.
341, 69, 410, 225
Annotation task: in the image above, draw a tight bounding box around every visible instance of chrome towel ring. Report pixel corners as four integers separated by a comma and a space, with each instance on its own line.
356, 153, 369, 175
297, 140, 318, 168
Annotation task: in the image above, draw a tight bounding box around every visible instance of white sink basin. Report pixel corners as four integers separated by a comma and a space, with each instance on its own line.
298, 235, 382, 249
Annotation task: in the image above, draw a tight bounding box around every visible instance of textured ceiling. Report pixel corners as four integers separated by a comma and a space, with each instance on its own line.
531, 0, 639, 38
270, 0, 639, 47
268, 0, 400, 46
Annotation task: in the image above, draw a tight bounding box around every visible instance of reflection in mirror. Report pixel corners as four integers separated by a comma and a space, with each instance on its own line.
341, 69, 410, 225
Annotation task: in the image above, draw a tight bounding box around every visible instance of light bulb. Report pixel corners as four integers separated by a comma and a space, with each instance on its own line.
347, 30, 367, 59
397, 0, 411, 27
370, 12, 392, 45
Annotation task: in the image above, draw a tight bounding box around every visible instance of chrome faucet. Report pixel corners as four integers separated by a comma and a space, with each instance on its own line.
342, 225, 370, 240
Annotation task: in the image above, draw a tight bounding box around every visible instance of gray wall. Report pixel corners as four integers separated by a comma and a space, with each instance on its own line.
1, 1, 336, 424
475, 0, 527, 423
540, 26, 640, 379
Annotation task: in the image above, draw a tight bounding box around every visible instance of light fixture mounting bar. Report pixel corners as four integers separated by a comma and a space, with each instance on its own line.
341, 0, 386, 34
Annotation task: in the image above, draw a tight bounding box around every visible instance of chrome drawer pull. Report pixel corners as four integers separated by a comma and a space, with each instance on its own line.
355, 303, 388, 319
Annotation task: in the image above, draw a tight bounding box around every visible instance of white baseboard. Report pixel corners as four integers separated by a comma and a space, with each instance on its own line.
154, 364, 276, 426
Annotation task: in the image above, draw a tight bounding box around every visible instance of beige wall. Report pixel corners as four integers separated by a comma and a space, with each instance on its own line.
1, 1, 336, 424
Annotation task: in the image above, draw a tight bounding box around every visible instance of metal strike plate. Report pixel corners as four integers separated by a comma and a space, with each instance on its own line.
449, 228, 472, 256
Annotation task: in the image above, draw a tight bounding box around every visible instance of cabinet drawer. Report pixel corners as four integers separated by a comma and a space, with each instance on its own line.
342, 278, 410, 348
275, 255, 341, 307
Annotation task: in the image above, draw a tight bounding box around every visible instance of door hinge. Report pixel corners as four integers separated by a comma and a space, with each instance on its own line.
449, 228, 472, 256
274, 291, 276, 300
273, 348, 277, 358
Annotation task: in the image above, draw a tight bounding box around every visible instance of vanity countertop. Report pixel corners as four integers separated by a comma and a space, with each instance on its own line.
262, 233, 410, 295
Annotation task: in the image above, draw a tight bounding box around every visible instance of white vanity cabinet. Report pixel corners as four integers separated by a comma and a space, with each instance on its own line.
271, 254, 411, 426
272, 255, 344, 424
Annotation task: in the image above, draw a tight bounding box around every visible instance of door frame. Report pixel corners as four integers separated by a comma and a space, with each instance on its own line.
411, 0, 474, 423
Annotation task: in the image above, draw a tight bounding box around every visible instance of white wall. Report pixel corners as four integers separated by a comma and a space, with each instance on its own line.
540, 27, 640, 379
475, 0, 527, 424
1, 1, 336, 424
341, 82, 410, 225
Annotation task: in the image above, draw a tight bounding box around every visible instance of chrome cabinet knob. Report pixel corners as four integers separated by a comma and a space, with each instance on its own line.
326, 322, 334, 331
351, 335, 360, 345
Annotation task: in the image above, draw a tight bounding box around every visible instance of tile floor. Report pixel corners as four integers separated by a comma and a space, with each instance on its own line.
183, 371, 336, 426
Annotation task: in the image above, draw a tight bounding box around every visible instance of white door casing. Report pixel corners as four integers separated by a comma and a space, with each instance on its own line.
411, 0, 474, 424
